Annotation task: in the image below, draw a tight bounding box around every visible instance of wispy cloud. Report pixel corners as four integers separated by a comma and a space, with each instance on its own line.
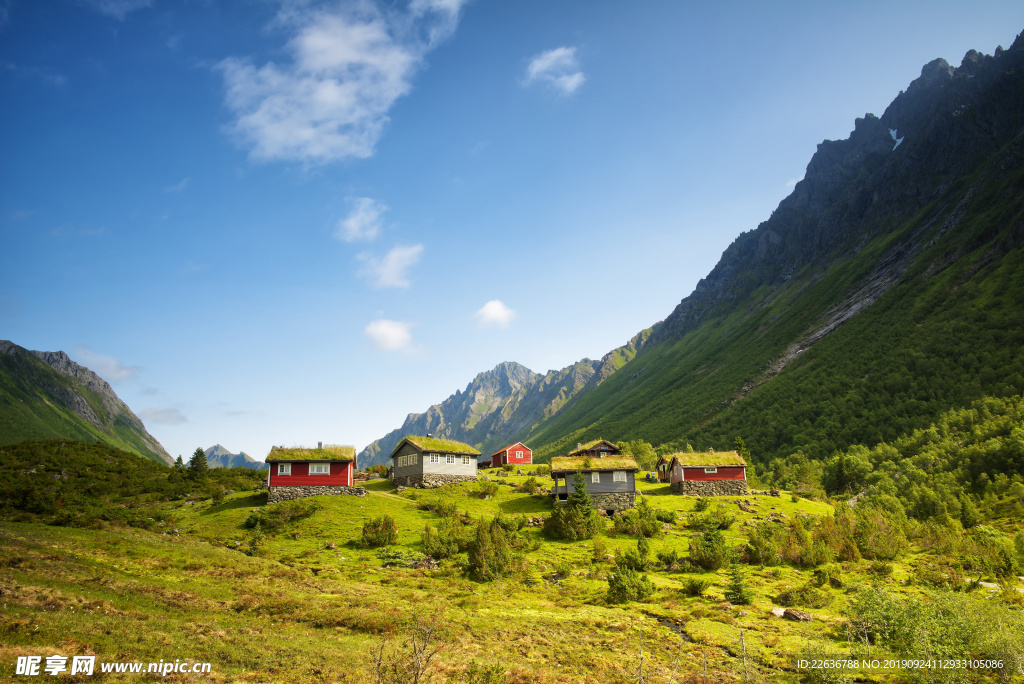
365, 319, 415, 352
524, 46, 584, 95
74, 345, 140, 383
337, 196, 386, 242
50, 224, 106, 238
475, 300, 515, 328
358, 244, 423, 288
140, 408, 186, 425
86, 0, 153, 20
217, 0, 467, 164
2, 61, 68, 88
164, 177, 191, 193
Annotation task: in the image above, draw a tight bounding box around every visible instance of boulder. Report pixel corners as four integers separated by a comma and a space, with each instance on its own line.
783, 609, 813, 622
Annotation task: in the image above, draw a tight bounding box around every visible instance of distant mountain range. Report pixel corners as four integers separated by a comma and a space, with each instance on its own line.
204, 444, 267, 471
360, 34, 1024, 469
0, 340, 173, 465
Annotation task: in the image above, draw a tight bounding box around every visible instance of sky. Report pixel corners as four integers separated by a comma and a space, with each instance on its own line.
2, 0, 1022, 462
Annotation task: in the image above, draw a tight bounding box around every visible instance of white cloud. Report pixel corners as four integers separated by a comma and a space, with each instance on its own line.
74, 345, 140, 383
365, 319, 415, 352
164, 177, 191, 193
217, 1, 466, 164
86, 0, 153, 20
475, 299, 515, 328
337, 196, 386, 242
358, 243, 423, 288
524, 46, 585, 95
140, 408, 186, 425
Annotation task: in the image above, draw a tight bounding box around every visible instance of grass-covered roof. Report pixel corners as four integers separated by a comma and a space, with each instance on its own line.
265, 445, 356, 463
566, 439, 620, 457
669, 450, 746, 467
550, 455, 638, 474
394, 436, 481, 457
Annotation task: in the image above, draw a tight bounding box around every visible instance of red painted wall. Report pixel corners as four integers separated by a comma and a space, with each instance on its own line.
682, 466, 746, 481
269, 461, 353, 487
494, 443, 532, 466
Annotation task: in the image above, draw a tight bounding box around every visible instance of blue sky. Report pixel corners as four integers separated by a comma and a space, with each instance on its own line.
2, 0, 1022, 462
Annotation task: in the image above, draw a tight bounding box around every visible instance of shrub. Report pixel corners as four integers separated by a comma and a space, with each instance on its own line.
244, 498, 321, 532
475, 481, 499, 499
689, 528, 731, 570
517, 477, 540, 494
360, 515, 398, 548
656, 549, 681, 570
592, 536, 607, 563
502, 464, 514, 473
422, 518, 467, 559
466, 519, 521, 581
867, 560, 893, 577
777, 585, 832, 609
654, 508, 677, 524
377, 548, 425, 568
492, 513, 526, 533
681, 577, 711, 596
422, 497, 458, 518
534, 465, 550, 476
613, 498, 662, 537
688, 505, 735, 532
744, 522, 781, 566
693, 497, 710, 512
615, 538, 651, 572
724, 564, 753, 605
812, 563, 843, 589
607, 567, 655, 603
544, 472, 600, 541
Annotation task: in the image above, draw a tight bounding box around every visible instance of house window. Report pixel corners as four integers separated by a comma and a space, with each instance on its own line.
430, 454, 439, 464
516, 450, 523, 458
704, 467, 718, 474
309, 463, 329, 475
591, 472, 600, 484
410, 454, 418, 465
446, 454, 456, 464
278, 463, 291, 476
613, 471, 626, 483
462, 455, 471, 465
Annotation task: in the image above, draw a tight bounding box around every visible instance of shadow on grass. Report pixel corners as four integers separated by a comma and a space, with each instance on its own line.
202, 492, 267, 516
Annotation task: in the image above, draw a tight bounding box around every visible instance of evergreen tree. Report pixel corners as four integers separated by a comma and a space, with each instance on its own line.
188, 447, 208, 481
566, 471, 593, 510
725, 564, 753, 605
174, 455, 184, 469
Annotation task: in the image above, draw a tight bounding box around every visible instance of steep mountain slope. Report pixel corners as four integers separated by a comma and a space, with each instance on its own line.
205, 444, 267, 470
0, 340, 173, 465
362, 35, 1024, 468
358, 329, 653, 468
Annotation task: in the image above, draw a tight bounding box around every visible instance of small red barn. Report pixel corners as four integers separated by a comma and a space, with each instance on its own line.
668, 450, 748, 496
265, 444, 363, 503
490, 442, 532, 468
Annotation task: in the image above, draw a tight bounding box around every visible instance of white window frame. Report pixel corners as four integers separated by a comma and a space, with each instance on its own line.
278, 463, 291, 476
516, 450, 524, 458
446, 454, 456, 465
613, 471, 626, 483
704, 467, 718, 473
430, 453, 439, 464
591, 472, 600, 484
410, 454, 418, 465
462, 455, 471, 465
309, 463, 330, 475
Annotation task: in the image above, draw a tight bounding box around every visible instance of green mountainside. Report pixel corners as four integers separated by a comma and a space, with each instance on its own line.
0, 340, 173, 465
361, 35, 1024, 469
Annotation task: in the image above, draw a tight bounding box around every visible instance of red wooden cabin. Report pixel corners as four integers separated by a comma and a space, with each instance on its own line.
266, 445, 356, 487
668, 450, 747, 485
490, 442, 532, 467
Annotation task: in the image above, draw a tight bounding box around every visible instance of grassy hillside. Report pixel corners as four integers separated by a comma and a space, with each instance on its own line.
2, 430, 1023, 682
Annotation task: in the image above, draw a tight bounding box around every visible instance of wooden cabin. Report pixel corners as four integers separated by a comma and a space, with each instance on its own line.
264, 444, 363, 503
390, 435, 481, 488
667, 450, 748, 496
549, 450, 638, 515
490, 442, 532, 468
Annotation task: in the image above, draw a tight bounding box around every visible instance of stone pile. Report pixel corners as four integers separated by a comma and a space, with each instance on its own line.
268, 485, 367, 503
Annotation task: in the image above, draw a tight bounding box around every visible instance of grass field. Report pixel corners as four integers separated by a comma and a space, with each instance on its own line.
1, 471, 1021, 683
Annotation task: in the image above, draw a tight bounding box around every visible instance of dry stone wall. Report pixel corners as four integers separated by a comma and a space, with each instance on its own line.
268, 485, 367, 503
671, 480, 749, 496
590, 492, 636, 512
392, 473, 477, 488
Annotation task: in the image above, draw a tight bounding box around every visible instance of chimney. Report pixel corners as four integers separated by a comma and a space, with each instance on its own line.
318, 441, 323, 450
427, 433, 433, 438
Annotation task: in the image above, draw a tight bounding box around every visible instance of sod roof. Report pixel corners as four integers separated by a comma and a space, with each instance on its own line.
390, 436, 481, 458
566, 439, 620, 457
668, 450, 746, 467
550, 455, 639, 474
265, 445, 357, 463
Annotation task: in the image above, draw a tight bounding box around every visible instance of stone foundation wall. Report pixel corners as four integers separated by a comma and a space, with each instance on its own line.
590, 491, 636, 512
392, 473, 477, 488
268, 485, 367, 503
670, 480, 749, 497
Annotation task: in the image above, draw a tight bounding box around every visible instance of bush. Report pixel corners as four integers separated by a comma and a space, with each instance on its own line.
615, 538, 651, 572
466, 519, 521, 582
592, 536, 607, 563
725, 564, 753, 605
544, 472, 600, 541
534, 465, 550, 476
744, 522, 781, 566
360, 515, 398, 548
613, 498, 662, 538
422, 497, 459, 517
244, 498, 321, 532
607, 567, 655, 603
812, 563, 843, 588
654, 508, 676, 524
492, 513, 526, 533
502, 464, 514, 473
689, 528, 731, 570
656, 549, 681, 570
681, 577, 711, 596
517, 477, 540, 494
422, 518, 467, 559
688, 505, 735, 532
693, 497, 710, 512
777, 585, 832, 609
474, 482, 499, 499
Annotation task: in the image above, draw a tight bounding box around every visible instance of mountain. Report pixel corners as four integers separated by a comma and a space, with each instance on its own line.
205, 444, 267, 471
362, 34, 1024, 468
0, 340, 173, 465
358, 330, 653, 468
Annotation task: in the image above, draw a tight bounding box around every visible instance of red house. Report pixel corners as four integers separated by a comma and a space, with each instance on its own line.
264, 444, 363, 503
490, 442, 532, 468
668, 450, 748, 496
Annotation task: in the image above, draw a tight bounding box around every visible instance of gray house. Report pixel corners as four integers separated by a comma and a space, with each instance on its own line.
389, 435, 481, 488
550, 443, 638, 514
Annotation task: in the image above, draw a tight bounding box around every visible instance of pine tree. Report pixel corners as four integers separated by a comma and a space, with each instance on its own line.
188, 447, 208, 480
566, 470, 593, 510
725, 564, 753, 605
174, 455, 184, 469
